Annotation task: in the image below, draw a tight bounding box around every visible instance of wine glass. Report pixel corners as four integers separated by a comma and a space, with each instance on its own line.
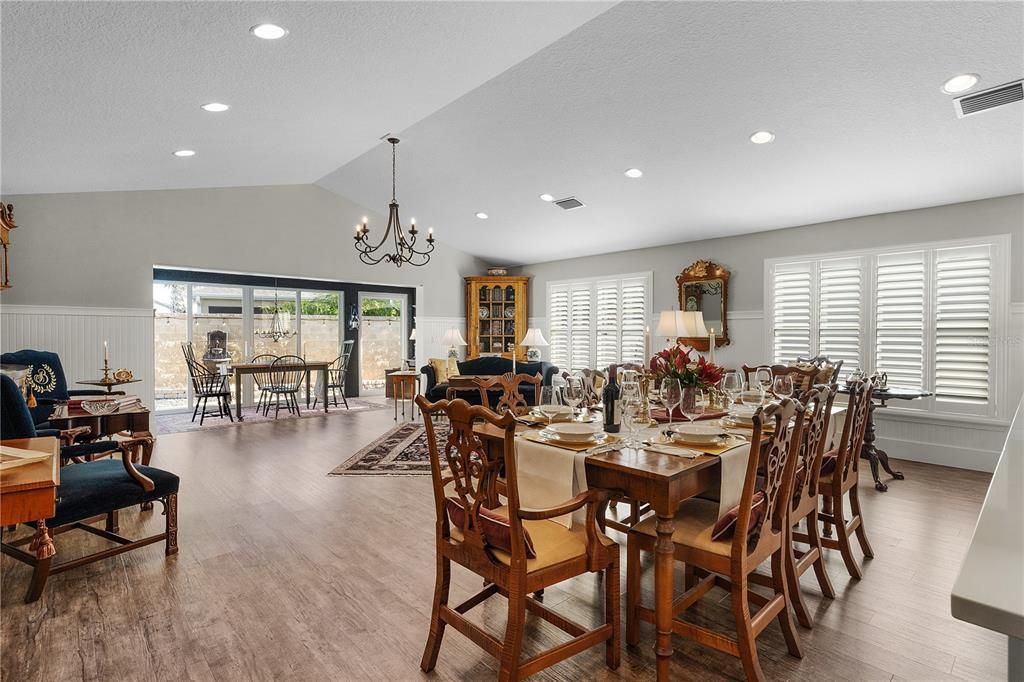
661, 378, 682, 429
740, 382, 765, 407
772, 374, 794, 400
563, 375, 584, 421
621, 393, 645, 448
681, 387, 707, 424
720, 371, 743, 407
538, 386, 565, 422
755, 366, 774, 395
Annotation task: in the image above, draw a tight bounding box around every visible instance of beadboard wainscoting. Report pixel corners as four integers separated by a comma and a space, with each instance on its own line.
413, 316, 465, 374
0, 304, 156, 409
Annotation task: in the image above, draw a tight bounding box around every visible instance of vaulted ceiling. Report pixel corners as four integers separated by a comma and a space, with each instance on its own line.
4, 2, 1022, 265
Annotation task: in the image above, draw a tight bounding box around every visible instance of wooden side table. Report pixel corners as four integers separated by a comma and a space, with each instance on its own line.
389, 371, 421, 420
1, 437, 60, 596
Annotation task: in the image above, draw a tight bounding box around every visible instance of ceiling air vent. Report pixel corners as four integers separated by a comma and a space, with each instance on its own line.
954, 80, 1023, 118
554, 196, 584, 211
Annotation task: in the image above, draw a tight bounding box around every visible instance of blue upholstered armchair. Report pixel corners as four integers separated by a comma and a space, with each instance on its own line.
0, 349, 120, 426
420, 356, 558, 404
0, 374, 180, 603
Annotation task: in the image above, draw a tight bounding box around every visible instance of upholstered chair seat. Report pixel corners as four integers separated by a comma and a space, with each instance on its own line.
629, 498, 731, 558
43, 460, 180, 528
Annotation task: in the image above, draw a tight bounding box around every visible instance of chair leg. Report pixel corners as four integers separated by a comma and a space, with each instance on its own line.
849, 486, 874, 559
785, 524, 813, 629
165, 494, 178, 556
821, 495, 834, 538
199, 396, 208, 425
293, 392, 301, 415
772, 546, 803, 658
274, 394, 282, 419
498, 580, 527, 682
420, 555, 451, 672
191, 399, 201, 423
340, 388, 349, 409
605, 555, 621, 669
629, 500, 641, 526
25, 555, 53, 603
625, 534, 641, 647
806, 507, 836, 599
731, 578, 765, 682
105, 510, 119, 534
833, 493, 863, 580
224, 396, 234, 422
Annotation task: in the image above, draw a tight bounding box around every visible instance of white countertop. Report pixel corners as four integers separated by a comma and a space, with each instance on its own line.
951, 397, 1024, 639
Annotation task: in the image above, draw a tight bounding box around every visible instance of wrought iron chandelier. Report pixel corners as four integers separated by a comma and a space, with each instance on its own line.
353, 137, 435, 267
255, 284, 296, 342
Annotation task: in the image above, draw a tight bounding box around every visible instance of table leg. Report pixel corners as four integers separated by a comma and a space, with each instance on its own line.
236, 371, 244, 421
394, 379, 399, 421
322, 368, 329, 414
654, 512, 675, 680
306, 371, 312, 409
859, 401, 903, 492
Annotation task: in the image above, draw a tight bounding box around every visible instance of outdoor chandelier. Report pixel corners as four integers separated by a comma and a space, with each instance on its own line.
353, 137, 435, 267
255, 284, 296, 342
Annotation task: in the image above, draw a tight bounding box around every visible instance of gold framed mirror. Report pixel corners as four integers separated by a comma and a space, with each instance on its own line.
676, 259, 730, 351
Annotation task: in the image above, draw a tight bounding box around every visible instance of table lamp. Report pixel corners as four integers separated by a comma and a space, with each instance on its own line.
441, 327, 467, 360
519, 328, 549, 362
655, 310, 681, 346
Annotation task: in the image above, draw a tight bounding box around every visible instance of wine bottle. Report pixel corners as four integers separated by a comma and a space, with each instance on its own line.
603, 365, 621, 433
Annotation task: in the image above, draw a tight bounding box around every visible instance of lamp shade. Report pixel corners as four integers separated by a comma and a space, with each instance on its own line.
409, 328, 416, 341
676, 311, 708, 337
520, 328, 549, 347
655, 310, 680, 337
441, 328, 467, 346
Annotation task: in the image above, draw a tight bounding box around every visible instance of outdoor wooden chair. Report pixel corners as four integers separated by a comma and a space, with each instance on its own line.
816, 378, 875, 579
626, 399, 806, 682
416, 396, 620, 681
473, 372, 542, 416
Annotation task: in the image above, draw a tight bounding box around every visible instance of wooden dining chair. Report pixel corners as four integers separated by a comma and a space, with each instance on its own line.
266, 355, 306, 418
474, 372, 542, 416
626, 398, 806, 682
416, 396, 620, 681
770, 364, 819, 398
795, 355, 844, 383
816, 378, 875, 579
777, 384, 838, 628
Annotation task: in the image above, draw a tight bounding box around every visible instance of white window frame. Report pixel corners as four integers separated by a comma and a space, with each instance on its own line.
764, 234, 1010, 421
546, 271, 653, 372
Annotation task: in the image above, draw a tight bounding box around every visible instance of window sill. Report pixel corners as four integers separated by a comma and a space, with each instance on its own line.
876, 406, 1011, 430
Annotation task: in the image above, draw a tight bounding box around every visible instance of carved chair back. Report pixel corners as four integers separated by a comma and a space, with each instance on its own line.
792, 384, 837, 509
735, 398, 805, 557
832, 378, 874, 486
418, 398, 529, 566
770, 364, 819, 397
796, 355, 845, 383
474, 372, 542, 416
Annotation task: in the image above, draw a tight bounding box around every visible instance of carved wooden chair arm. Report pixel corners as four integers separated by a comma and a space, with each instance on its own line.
59, 425, 92, 446
117, 441, 155, 492
518, 490, 592, 521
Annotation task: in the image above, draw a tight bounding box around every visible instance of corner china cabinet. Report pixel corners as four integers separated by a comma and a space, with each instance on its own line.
465, 276, 529, 360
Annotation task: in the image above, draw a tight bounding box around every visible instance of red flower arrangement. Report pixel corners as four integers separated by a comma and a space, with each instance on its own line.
649, 346, 724, 388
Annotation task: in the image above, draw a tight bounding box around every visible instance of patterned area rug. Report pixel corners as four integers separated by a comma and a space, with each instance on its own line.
154, 398, 388, 435
330, 421, 447, 475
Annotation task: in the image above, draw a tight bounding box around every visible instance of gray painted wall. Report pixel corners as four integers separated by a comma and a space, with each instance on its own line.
0, 184, 485, 316
514, 194, 1023, 314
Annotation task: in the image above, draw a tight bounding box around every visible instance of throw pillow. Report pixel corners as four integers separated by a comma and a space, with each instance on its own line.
445, 497, 537, 558
711, 490, 768, 548
429, 357, 456, 384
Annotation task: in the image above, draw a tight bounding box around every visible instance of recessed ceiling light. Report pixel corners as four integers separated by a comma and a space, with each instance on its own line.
539, 193, 554, 202
475, 212, 489, 220
173, 149, 196, 157
250, 23, 288, 40
200, 102, 230, 113
749, 130, 775, 144
942, 73, 980, 94
624, 168, 643, 178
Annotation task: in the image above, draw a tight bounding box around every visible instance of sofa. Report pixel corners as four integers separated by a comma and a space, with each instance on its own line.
420, 356, 559, 406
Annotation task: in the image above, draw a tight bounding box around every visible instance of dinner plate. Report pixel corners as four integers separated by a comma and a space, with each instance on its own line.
537, 428, 608, 445
544, 422, 603, 442
669, 423, 728, 444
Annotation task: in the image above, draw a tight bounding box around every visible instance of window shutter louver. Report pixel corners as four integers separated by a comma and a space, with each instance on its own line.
934, 245, 991, 404
548, 286, 570, 370
817, 257, 863, 380
569, 285, 592, 371
620, 278, 648, 364
874, 251, 926, 390
595, 281, 619, 369
771, 263, 813, 364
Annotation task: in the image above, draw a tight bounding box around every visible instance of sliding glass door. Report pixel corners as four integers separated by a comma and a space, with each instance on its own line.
358, 292, 407, 395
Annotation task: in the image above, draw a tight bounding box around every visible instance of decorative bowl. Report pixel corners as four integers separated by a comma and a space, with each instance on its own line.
113, 368, 133, 381
504, 306, 516, 318
479, 308, 489, 319
486, 267, 508, 276
81, 399, 119, 415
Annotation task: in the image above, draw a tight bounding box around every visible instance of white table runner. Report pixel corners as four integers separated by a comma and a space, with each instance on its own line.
515, 437, 588, 529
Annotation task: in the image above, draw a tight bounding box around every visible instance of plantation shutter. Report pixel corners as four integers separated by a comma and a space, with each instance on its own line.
569, 285, 593, 371
817, 257, 863, 380
934, 244, 991, 404
771, 262, 813, 364
620, 277, 648, 364
595, 281, 619, 369
548, 285, 570, 370
874, 251, 926, 390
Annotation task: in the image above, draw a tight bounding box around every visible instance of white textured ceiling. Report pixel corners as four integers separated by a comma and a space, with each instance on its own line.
318, 1, 1024, 265
0, 1, 614, 194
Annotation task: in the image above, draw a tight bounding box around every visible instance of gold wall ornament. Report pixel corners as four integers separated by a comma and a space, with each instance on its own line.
676, 260, 731, 352
0, 201, 16, 289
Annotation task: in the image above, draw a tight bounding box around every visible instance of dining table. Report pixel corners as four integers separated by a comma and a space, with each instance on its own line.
228, 360, 332, 421
473, 404, 846, 681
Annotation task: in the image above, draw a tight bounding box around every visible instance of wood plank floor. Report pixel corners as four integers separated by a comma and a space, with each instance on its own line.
1, 406, 1006, 681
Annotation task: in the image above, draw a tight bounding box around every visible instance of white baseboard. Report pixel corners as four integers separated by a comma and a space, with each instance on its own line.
874, 436, 1001, 473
